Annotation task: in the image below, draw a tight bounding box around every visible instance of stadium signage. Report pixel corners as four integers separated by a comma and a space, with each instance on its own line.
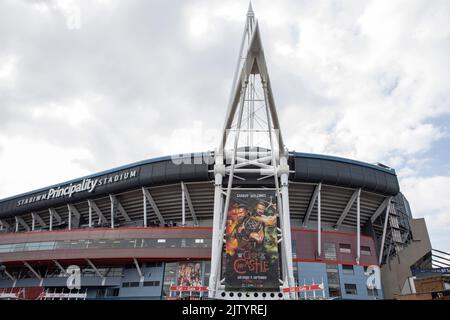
169, 285, 209, 292
282, 284, 324, 293
16, 169, 138, 207
412, 267, 450, 275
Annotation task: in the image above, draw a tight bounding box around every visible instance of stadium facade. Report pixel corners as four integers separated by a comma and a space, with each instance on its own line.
0, 5, 437, 300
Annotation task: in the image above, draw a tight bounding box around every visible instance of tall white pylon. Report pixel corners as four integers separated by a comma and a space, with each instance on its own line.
209, 3, 296, 300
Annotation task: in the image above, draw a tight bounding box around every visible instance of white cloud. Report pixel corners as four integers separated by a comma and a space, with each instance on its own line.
56, 0, 81, 29
32, 0, 82, 29
0, 55, 19, 88
148, 120, 219, 155
0, 136, 93, 197
400, 175, 450, 250
183, 0, 244, 49
30, 97, 94, 126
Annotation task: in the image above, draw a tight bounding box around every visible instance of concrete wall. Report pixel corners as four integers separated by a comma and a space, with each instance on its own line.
381, 218, 432, 299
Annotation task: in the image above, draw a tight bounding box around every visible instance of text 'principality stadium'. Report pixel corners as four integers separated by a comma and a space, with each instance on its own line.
0, 5, 439, 301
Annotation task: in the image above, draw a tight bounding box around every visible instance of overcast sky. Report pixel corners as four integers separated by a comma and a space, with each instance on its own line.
0, 0, 449, 251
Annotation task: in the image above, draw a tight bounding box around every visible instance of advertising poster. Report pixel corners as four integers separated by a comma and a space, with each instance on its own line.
177, 262, 202, 287
223, 190, 281, 291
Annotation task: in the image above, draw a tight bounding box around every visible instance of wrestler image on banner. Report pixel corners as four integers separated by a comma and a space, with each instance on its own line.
223, 190, 280, 291
177, 262, 202, 287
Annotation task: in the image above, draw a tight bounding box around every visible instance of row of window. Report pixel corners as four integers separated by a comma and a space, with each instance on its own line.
122, 281, 160, 288
0, 238, 211, 253
342, 264, 377, 275
343, 284, 378, 296
95, 281, 161, 298
339, 243, 371, 255
96, 288, 120, 298
324, 243, 372, 260
0, 266, 124, 280
124, 262, 163, 269
1, 238, 372, 258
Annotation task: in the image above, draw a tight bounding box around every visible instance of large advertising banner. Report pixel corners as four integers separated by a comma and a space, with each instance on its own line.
223, 190, 281, 291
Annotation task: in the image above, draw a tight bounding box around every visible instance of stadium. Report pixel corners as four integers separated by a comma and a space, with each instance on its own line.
0, 5, 443, 300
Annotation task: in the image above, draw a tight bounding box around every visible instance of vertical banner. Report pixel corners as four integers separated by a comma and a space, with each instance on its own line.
224, 190, 280, 291
177, 262, 202, 287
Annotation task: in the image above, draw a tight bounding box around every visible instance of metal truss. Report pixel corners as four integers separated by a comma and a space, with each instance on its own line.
209, 4, 295, 300
431, 249, 450, 268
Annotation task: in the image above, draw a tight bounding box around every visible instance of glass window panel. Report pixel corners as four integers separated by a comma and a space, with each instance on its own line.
166, 238, 179, 248
0, 244, 11, 253
0, 237, 213, 253
144, 239, 157, 247
162, 262, 178, 297
13, 243, 26, 252
94, 240, 110, 249
126, 239, 137, 248
329, 287, 341, 298
55, 241, 71, 249
342, 264, 354, 275
344, 283, 357, 295
39, 241, 56, 250
339, 243, 352, 254
327, 272, 340, 285
106, 288, 119, 296
143, 281, 160, 287
367, 288, 378, 296
361, 246, 371, 255
324, 243, 336, 260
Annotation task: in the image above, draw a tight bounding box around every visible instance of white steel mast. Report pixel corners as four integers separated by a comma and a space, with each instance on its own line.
209, 3, 296, 300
